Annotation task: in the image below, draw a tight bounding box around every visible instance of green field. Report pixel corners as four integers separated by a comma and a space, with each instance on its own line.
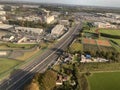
87, 28, 120, 35
0, 58, 20, 74
110, 39, 120, 46
84, 28, 120, 36
88, 72, 120, 90
99, 30, 120, 36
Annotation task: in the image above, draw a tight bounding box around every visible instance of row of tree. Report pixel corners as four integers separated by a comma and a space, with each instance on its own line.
9, 20, 48, 28
24, 70, 57, 90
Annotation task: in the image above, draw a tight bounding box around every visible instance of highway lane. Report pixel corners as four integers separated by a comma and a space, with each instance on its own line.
0, 23, 81, 90
0, 22, 82, 90
9, 54, 59, 90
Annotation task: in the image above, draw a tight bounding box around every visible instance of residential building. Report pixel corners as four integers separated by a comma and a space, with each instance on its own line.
15, 16, 23, 20
56, 75, 63, 85
45, 15, 55, 24
22, 5, 39, 8
59, 20, 70, 26
0, 5, 4, 10
41, 9, 50, 16
18, 37, 27, 43
2, 35, 14, 41
0, 16, 6, 21
0, 11, 6, 15
0, 21, 2, 24
24, 16, 42, 21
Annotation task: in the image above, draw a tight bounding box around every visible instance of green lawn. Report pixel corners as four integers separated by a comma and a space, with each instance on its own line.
88, 72, 120, 90
111, 39, 120, 46
0, 58, 20, 74
84, 28, 120, 36
99, 30, 120, 36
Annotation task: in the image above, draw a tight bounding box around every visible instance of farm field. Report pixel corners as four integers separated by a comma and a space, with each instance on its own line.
83, 38, 115, 53
99, 46, 115, 52
69, 42, 83, 53
0, 58, 21, 74
83, 38, 96, 45
83, 44, 99, 52
82, 28, 119, 54
83, 44, 115, 52
96, 40, 111, 46
82, 38, 111, 47
88, 72, 120, 90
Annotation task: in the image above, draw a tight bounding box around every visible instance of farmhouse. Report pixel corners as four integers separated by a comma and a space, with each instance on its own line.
56, 75, 63, 85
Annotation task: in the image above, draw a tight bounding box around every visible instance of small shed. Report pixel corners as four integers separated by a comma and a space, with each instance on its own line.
86, 54, 91, 59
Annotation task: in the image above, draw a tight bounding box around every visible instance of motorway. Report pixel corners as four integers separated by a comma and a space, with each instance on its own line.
0, 22, 81, 90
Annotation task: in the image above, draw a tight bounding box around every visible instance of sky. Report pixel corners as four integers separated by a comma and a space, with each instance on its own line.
12, 0, 120, 7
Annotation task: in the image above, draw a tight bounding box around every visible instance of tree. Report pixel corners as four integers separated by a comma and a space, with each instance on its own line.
24, 81, 39, 90
105, 52, 112, 60
90, 50, 96, 57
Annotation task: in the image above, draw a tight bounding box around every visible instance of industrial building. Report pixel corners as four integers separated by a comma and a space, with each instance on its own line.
15, 26, 43, 34
59, 20, 70, 26
94, 22, 117, 29
51, 24, 64, 37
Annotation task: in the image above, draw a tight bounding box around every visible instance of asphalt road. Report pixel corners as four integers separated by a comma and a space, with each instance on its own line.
0, 22, 82, 90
